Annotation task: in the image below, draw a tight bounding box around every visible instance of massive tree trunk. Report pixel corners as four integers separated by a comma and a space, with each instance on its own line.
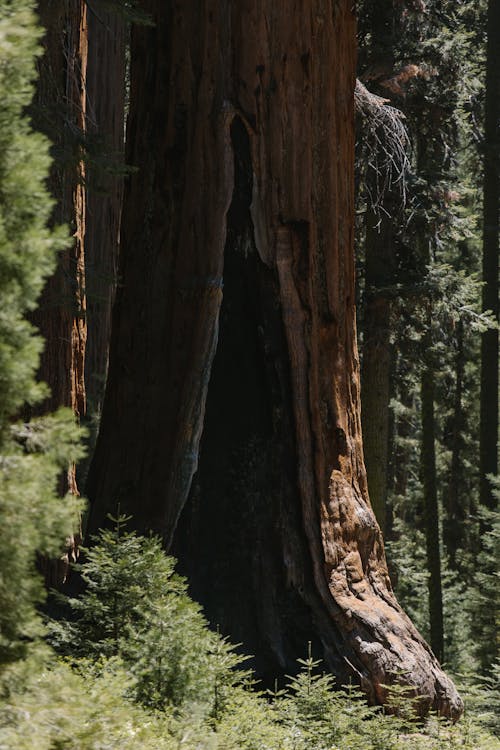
33, 0, 88, 583
87, 1, 462, 718
479, 0, 500, 510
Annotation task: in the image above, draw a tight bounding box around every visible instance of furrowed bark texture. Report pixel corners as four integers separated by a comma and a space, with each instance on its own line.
87, 1, 462, 718
34, 0, 87, 427
33, 0, 88, 582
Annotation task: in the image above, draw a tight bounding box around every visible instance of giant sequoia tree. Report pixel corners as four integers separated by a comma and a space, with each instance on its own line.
87, 1, 462, 718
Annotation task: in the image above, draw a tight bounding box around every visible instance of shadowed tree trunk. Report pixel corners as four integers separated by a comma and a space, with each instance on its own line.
33, 0, 88, 583
444, 320, 465, 567
81, 2, 126, 492
480, 0, 500, 510
87, 0, 462, 718
477, 0, 500, 676
84, 4, 125, 424
361, 201, 395, 537
34, 0, 87, 425
420, 350, 444, 663
361, 0, 402, 536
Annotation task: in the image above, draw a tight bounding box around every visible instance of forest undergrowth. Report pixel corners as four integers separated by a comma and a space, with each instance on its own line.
1, 514, 499, 750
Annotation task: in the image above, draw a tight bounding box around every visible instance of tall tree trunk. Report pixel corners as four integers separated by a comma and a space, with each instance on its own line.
34, 0, 87, 425
390, 353, 413, 520
32, 0, 88, 582
361, 204, 394, 536
420, 357, 444, 663
444, 320, 465, 567
84, 4, 125, 424
87, 1, 462, 718
479, 0, 500, 510
358, 0, 401, 538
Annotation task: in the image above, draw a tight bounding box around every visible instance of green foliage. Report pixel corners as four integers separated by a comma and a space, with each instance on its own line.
214, 686, 288, 750
50, 514, 251, 713
96, 0, 155, 26
357, 0, 496, 681
2, 642, 500, 750
0, 650, 207, 750
466, 481, 500, 673
0, 1, 84, 670
0, 2, 497, 748
386, 522, 431, 640
269, 648, 407, 750
46, 530, 500, 748
0, 410, 84, 666
451, 662, 500, 745
50, 515, 181, 659
0, 1, 68, 434
281, 648, 346, 748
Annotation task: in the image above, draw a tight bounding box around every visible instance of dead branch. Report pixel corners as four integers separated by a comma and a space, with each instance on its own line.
355, 79, 411, 219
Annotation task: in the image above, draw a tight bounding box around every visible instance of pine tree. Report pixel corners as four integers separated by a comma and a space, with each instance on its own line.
50, 515, 250, 712
0, 0, 83, 666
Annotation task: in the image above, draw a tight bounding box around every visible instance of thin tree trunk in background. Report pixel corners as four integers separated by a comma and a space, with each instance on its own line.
84, 5, 125, 425
361, 205, 394, 536
32, 0, 88, 583
420, 359, 444, 663
358, 0, 399, 539
477, 0, 500, 675
445, 320, 465, 567
479, 0, 500, 510
87, 0, 462, 718
390, 354, 413, 519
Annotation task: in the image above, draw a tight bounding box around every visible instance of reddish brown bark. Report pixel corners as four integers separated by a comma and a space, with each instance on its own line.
34, 0, 87, 422
33, 0, 88, 581
87, 1, 462, 718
